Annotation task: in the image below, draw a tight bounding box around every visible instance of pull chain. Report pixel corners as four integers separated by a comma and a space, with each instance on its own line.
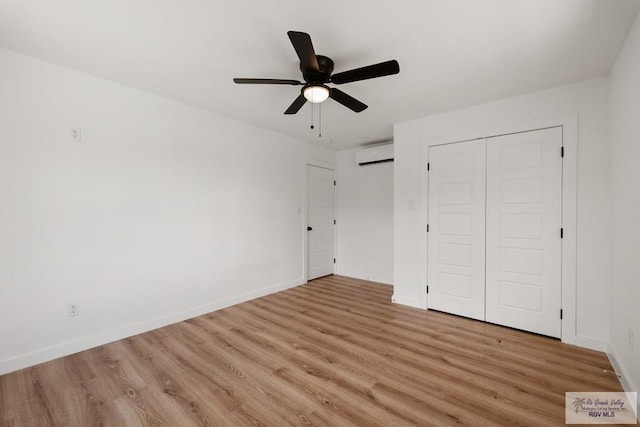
319, 102, 322, 138
308, 101, 324, 138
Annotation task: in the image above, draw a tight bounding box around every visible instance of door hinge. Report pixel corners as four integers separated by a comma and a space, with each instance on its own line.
427, 224, 430, 232
426, 285, 429, 294
561, 146, 565, 157
333, 180, 336, 186
560, 228, 564, 238
427, 162, 430, 171
333, 258, 336, 264
560, 309, 563, 320
334, 219, 336, 225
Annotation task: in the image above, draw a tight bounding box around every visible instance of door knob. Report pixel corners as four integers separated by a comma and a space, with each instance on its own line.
307, 226, 313, 231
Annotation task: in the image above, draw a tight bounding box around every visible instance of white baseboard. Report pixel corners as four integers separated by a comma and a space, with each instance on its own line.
607, 343, 639, 422
336, 269, 393, 285
0, 278, 305, 376
391, 293, 427, 310
574, 335, 608, 352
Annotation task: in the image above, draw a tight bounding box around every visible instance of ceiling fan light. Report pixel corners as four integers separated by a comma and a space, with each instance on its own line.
303, 85, 330, 103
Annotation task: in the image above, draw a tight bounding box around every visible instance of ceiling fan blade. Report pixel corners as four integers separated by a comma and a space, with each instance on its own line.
331, 60, 400, 85
233, 78, 302, 85
287, 31, 320, 72
329, 88, 367, 113
284, 93, 307, 114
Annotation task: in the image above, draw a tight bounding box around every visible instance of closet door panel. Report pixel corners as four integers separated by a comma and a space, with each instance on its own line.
427, 140, 486, 320
485, 127, 563, 338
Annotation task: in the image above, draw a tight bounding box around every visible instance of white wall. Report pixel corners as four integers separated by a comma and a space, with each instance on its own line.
609, 12, 640, 403
0, 48, 335, 375
393, 78, 611, 350
336, 147, 393, 285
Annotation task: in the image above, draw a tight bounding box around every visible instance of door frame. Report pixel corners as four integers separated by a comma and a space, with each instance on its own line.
304, 160, 337, 282
419, 114, 577, 346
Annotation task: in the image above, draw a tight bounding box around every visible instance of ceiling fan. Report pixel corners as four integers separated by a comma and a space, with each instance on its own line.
233, 31, 400, 115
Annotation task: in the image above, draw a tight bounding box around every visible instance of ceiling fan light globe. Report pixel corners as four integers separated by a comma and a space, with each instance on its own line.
303, 85, 330, 103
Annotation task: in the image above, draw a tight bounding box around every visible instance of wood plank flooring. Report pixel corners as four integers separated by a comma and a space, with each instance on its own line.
0, 275, 624, 426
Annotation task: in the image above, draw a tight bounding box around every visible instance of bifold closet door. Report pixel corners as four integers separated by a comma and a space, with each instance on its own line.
485, 127, 563, 338
427, 139, 486, 321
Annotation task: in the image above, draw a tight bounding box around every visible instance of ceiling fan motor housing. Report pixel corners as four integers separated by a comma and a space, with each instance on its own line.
302, 55, 334, 84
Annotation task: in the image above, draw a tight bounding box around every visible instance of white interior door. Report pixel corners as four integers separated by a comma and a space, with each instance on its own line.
485, 127, 563, 338
427, 140, 486, 320
307, 165, 335, 280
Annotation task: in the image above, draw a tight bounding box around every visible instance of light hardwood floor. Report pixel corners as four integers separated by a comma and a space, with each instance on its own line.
0, 275, 624, 426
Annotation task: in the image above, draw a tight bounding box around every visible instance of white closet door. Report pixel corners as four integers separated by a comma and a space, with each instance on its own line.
485, 127, 563, 338
428, 140, 486, 320
307, 165, 335, 280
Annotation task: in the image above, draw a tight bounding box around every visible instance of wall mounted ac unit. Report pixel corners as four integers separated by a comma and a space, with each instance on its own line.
355, 143, 394, 166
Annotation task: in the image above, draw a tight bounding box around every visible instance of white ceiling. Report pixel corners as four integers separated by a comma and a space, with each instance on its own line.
1, 0, 639, 150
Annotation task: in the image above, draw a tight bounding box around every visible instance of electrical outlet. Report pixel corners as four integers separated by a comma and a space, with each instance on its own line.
70, 128, 81, 142
67, 303, 79, 317
629, 328, 635, 351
